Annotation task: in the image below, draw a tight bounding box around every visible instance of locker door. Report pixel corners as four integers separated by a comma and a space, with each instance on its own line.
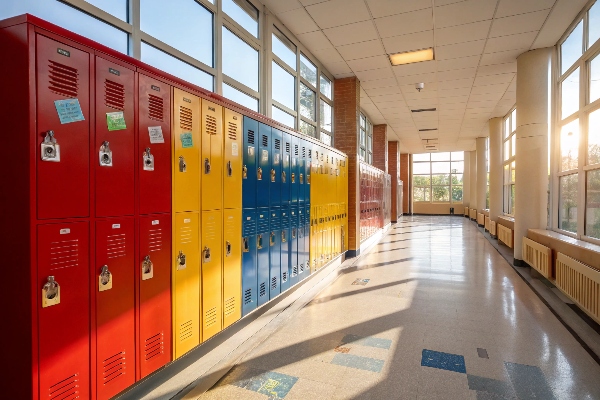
173, 213, 200, 358
305, 144, 312, 203
139, 215, 172, 378
304, 210, 311, 278
289, 206, 299, 286
36, 35, 90, 220
298, 207, 305, 276
224, 109, 242, 210
139, 74, 172, 215
282, 134, 292, 205
256, 209, 270, 306
299, 143, 306, 203
291, 137, 299, 204
38, 222, 90, 400
95, 218, 135, 399
280, 207, 290, 292
95, 57, 135, 217
271, 129, 282, 207
201, 210, 222, 339
173, 89, 200, 213
257, 124, 271, 208
223, 209, 242, 328
202, 100, 223, 211
241, 210, 257, 316
242, 117, 258, 209
269, 208, 281, 298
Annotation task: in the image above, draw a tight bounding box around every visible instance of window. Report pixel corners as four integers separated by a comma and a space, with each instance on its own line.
413, 152, 464, 203
300, 55, 317, 87
486, 137, 490, 210
222, 0, 258, 38
320, 74, 332, 99
272, 106, 295, 129
503, 108, 517, 215
272, 29, 296, 70
222, 83, 258, 112
359, 114, 372, 163
272, 61, 296, 110
222, 27, 259, 91
86, 0, 128, 21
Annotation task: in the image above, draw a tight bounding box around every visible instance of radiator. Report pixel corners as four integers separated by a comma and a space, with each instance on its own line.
470, 209, 477, 220
477, 213, 485, 226
522, 237, 552, 278
555, 252, 600, 324
497, 224, 513, 248
484, 216, 490, 231
464, 207, 469, 216
490, 221, 497, 236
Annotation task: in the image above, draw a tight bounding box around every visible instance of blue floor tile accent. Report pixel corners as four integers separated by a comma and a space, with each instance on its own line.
421, 349, 466, 373
504, 362, 556, 400
232, 370, 298, 399
331, 353, 385, 373
340, 334, 392, 349
467, 375, 515, 399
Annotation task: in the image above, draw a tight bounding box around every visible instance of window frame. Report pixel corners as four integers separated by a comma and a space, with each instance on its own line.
503, 107, 517, 216
412, 152, 464, 204
359, 113, 373, 164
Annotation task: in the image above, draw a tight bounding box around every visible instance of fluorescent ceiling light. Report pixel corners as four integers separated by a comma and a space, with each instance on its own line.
389, 48, 434, 66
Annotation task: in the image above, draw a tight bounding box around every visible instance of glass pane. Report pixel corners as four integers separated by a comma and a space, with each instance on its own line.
452, 185, 463, 203
367, 134, 372, 152
511, 109, 517, 132
562, 68, 580, 119
504, 118, 510, 139
511, 134, 516, 157
141, 0, 213, 67
360, 148, 366, 161
504, 140, 510, 161
272, 30, 296, 71
590, 109, 600, 165
559, 174, 579, 233
141, 42, 213, 90
413, 163, 430, 175
299, 83, 316, 121
413, 175, 431, 186
320, 131, 332, 146
414, 187, 431, 202
222, 0, 259, 37
591, 55, 600, 104
560, 119, 580, 171
510, 184, 515, 215
86, 0, 127, 21
432, 186, 450, 202
431, 162, 450, 174
451, 161, 464, 174
431, 152, 451, 161
272, 106, 295, 129
300, 54, 317, 87
586, 169, 600, 238
451, 151, 464, 160
413, 153, 430, 162
561, 20, 583, 74
272, 61, 296, 110
589, 1, 600, 48
320, 100, 332, 132
504, 165, 510, 184
452, 174, 463, 185
320, 74, 332, 99
222, 83, 258, 112
223, 27, 259, 91
432, 174, 450, 185
299, 120, 316, 137
360, 115, 366, 128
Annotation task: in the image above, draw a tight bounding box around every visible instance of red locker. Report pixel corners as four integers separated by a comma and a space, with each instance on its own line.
36, 34, 90, 220
38, 222, 90, 400
95, 218, 135, 399
138, 74, 172, 215
138, 214, 172, 377
95, 56, 135, 217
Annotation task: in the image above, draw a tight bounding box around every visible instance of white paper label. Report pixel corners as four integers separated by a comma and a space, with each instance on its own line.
152, 220, 160, 225
148, 126, 165, 144
231, 143, 239, 156
112, 224, 121, 229
262, 149, 268, 162
184, 218, 191, 223
60, 228, 70, 235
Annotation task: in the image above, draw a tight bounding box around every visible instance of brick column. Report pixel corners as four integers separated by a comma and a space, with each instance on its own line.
400, 154, 410, 214
372, 124, 388, 173
388, 141, 400, 221
334, 77, 360, 254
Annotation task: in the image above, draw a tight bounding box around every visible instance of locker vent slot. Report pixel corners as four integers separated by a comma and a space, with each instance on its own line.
144, 332, 164, 361
244, 288, 252, 305
292, 266, 298, 277
271, 277, 277, 290
299, 264, 304, 273
274, 138, 281, 150
48, 61, 78, 98
228, 122, 237, 140
224, 297, 236, 316
106, 233, 127, 259
49, 239, 79, 270
49, 373, 79, 400
262, 135, 268, 147
102, 351, 126, 385
205, 307, 217, 327
180, 320, 193, 341
248, 130, 255, 144
302, 147, 306, 158
294, 145, 299, 156
259, 282, 267, 298
148, 228, 163, 252
204, 219, 217, 240
308, 150, 312, 158
148, 94, 164, 121
282, 271, 288, 283
105, 79, 125, 110
180, 106, 193, 131
205, 114, 217, 135
286, 142, 290, 154
180, 226, 192, 244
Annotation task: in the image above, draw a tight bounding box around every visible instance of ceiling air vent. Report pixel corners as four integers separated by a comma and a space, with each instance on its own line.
419, 128, 438, 132
411, 108, 436, 113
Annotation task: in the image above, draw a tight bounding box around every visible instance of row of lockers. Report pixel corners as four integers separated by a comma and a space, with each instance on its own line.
359, 162, 388, 241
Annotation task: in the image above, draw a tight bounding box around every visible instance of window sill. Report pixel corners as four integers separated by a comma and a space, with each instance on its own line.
528, 229, 600, 271
497, 215, 515, 230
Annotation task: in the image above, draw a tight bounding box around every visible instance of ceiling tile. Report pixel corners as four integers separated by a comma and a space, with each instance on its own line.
322, 60, 353, 76
437, 67, 477, 81
480, 48, 527, 66
476, 62, 517, 76
489, 10, 550, 38
473, 72, 514, 86
355, 67, 395, 81
495, 0, 555, 18
382, 30, 434, 54
393, 60, 437, 77
374, 8, 434, 38
396, 72, 437, 85
436, 40, 486, 60
466, 99, 499, 108
435, 0, 497, 28
438, 94, 470, 104
298, 0, 328, 5
323, 21, 379, 46
468, 92, 503, 102
364, 85, 403, 97
435, 20, 491, 46
347, 55, 391, 72
532, 0, 588, 49
438, 86, 472, 97
277, 8, 320, 35
484, 31, 538, 54
369, 93, 405, 103
305, 0, 371, 29
366, 0, 432, 18
438, 102, 468, 110
436, 55, 480, 71
310, 48, 345, 64
295, 31, 334, 52
361, 77, 400, 89
438, 77, 475, 89
337, 40, 386, 61
262, 0, 303, 14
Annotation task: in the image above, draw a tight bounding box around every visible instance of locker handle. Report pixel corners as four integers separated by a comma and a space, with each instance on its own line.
177, 250, 186, 270
42, 276, 60, 308
282, 231, 286, 243
270, 168, 276, 183
142, 255, 154, 280
205, 158, 211, 174
98, 265, 113, 291
257, 167, 263, 180
242, 164, 248, 179
99, 141, 113, 167
227, 161, 232, 177
257, 234, 263, 249
179, 156, 187, 173
203, 246, 211, 263
300, 173, 304, 184
282, 170, 286, 183
270, 232, 275, 246
226, 241, 232, 256
291, 173, 295, 183
292, 228, 297, 239
143, 147, 155, 171
41, 130, 60, 162
243, 237, 249, 252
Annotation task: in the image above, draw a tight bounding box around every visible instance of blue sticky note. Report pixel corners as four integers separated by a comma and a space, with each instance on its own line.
54, 99, 85, 124
180, 132, 193, 148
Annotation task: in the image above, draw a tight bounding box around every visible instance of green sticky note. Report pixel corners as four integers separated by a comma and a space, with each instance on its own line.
106, 111, 126, 131
180, 132, 193, 148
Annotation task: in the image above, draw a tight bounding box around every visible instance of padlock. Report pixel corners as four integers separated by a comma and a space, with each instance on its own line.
143, 147, 154, 171
41, 130, 60, 162
291, 173, 296, 183
203, 246, 211, 263
257, 234, 263, 249
204, 158, 211, 174
141, 255, 153, 280
179, 155, 186, 173
177, 250, 186, 270
98, 265, 113, 291
292, 227, 297, 239
300, 173, 304, 184
42, 276, 60, 308
242, 165, 248, 179
257, 167, 263, 180
282, 170, 286, 183
307, 174, 311, 184
270, 168, 275, 182
281, 230, 286, 243
99, 141, 113, 167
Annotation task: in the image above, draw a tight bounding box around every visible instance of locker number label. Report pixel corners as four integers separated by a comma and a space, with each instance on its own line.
261, 150, 269, 162
59, 228, 70, 235
231, 143, 239, 156
148, 126, 165, 144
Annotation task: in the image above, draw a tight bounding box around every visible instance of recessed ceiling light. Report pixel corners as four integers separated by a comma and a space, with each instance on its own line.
389, 48, 434, 66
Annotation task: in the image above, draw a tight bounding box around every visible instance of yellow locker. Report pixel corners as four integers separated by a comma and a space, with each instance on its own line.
173, 89, 200, 213
310, 204, 317, 273
202, 100, 224, 211
201, 210, 223, 340
223, 108, 242, 210
223, 209, 242, 328
172, 212, 200, 358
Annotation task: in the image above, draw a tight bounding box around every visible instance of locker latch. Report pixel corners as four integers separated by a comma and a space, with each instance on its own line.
281, 231, 286, 243
282, 171, 286, 183
257, 234, 263, 249
270, 169, 275, 183
143, 148, 155, 171
203, 246, 211, 263
98, 265, 113, 291
177, 250, 186, 270
257, 167, 263, 180
307, 174, 310, 184
142, 255, 154, 280
270, 232, 275, 246
226, 241, 232, 256
292, 228, 296, 239
227, 161, 232, 177
41, 130, 60, 162
99, 141, 113, 167
42, 276, 60, 308
204, 158, 211, 174
179, 156, 187, 173
291, 173, 296, 183
242, 165, 248, 179
243, 237, 249, 252
300, 173, 304, 184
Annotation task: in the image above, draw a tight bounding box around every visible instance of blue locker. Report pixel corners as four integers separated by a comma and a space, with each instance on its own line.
269, 208, 282, 298
257, 123, 271, 208
257, 208, 270, 306
242, 209, 257, 316
298, 207, 305, 278
299, 142, 306, 203
271, 129, 283, 207
290, 206, 299, 286
291, 136, 300, 204
282, 133, 292, 205
243, 117, 258, 209
305, 144, 312, 203
304, 205, 311, 279
280, 206, 291, 292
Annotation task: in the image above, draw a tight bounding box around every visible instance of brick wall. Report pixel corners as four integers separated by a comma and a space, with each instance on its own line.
388, 141, 399, 221
400, 153, 410, 214
372, 124, 388, 173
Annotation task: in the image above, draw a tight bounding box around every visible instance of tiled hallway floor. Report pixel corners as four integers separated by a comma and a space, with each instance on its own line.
198, 216, 600, 399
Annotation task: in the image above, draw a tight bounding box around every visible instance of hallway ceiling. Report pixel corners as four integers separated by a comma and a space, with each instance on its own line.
260, 0, 587, 154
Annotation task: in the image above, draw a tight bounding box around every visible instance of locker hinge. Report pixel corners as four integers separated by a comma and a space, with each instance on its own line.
142, 255, 154, 280
98, 265, 113, 291
99, 141, 113, 167
41, 130, 60, 162
143, 147, 155, 171
42, 276, 60, 308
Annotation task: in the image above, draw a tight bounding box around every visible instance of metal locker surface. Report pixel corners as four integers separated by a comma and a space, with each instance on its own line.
95, 57, 135, 218
291, 137, 299, 204
310, 205, 318, 273
36, 34, 90, 220
139, 214, 172, 378
223, 109, 242, 210
241, 209, 257, 316
256, 209, 270, 307
201, 100, 223, 211
223, 209, 242, 328
257, 124, 271, 208
270, 129, 282, 207
95, 218, 135, 399
38, 222, 90, 400
172, 212, 200, 358
269, 208, 282, 298
242, 117, 258, 209
305, 144, 312, 203
138, 74, 171, 215
289, 206, 299, 287
280, 206, 291, 292
298, 207, 305, 277
173, 89, 200, 213
303, 210, 311, 279
282, 133, 292, 205
201, 210, 223, 340
299, 143, 306, 203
